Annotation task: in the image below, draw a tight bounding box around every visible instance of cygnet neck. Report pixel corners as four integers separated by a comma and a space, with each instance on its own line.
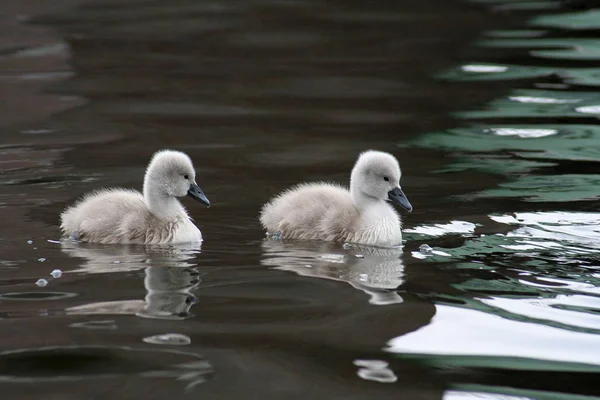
350, 178, 382, 211
143, 178, 183, 220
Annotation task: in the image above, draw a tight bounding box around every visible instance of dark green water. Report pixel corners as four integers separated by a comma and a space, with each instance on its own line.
1, 0, 600, 399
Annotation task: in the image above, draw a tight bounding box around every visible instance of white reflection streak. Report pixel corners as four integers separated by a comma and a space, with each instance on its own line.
489, 128, 557, 138
404, 220, 477, 236
443, 389, 532, 400
509, 96, 579, 104
480, 296, 600, 331
386, 305, 600, 366
576, 105, 600, 114
461, 65, 508, 73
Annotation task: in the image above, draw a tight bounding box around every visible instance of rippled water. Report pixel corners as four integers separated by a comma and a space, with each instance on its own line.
2, 0, 600, 399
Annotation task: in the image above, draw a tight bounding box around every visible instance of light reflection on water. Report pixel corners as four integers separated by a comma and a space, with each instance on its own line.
261, 240, 405, 305
390, 3, 600, 393
62, 243, 202, 319
386, 304, 600, 369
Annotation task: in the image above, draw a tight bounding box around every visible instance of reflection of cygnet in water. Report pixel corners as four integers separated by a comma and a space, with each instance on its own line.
260, 240, 405, 305
62, 242, 202, 319
137, 266, 201, 320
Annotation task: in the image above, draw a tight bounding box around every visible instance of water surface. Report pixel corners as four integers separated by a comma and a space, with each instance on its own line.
1, 0, 600, 399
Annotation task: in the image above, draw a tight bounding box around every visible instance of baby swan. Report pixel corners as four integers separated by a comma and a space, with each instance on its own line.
260, 150, 412, 248
60, 150, 210, 244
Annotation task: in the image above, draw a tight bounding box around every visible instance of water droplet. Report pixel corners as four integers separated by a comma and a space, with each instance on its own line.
37, 258, 46, 262
304, 264, 312, 268
143, 333, 191, 346
46, 240, 61, 244
343, 243, 353, 250
359, 273, 369, 282
419, 244, 433, 254
355, 254, 364, 258
27, 240, 33, 245
112, 261, 121, 264
50, 269, 62, 278
35, 279, 48, 287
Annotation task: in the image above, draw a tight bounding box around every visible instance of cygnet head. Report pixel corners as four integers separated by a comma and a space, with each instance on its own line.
143, 150, 210, 207
350, 150, 412, 212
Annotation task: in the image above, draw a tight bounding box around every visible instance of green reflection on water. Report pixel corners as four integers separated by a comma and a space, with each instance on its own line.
441, 64, 600, 87
473, 174, 600, 202
532, 9, 600, 30
478, 38, 600, 61
413, 124, 600, 162
397, 353, 600, 372
402, 0, 600, 382
436, 157, 554, 175
451, 384, 600, 400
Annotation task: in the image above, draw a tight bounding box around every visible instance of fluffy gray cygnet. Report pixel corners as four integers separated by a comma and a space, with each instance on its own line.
60, 150, 210, 244
260, 150, 412, 248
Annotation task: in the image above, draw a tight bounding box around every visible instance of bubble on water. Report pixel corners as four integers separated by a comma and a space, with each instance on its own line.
143, 333, 191, 346
50, 269, 62, 278
37, 258, 46, 262
27, 240, 33, 245
35, 279, 48, 287
413, 244, 450, 259
343, 243, 353, 250
419, 244, 433, 254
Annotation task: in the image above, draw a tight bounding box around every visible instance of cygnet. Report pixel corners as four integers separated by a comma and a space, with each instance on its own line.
260, 150, 412, 247
60, 149, 210, 244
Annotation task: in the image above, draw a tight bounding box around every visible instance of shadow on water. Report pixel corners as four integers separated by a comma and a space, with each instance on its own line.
2, 0, 600, 399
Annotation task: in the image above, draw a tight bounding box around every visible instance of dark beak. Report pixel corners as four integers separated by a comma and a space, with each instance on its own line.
388, 186, 412, 212
187, 183, 210, 207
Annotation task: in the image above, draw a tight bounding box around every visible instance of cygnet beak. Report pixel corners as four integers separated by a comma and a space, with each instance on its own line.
187, 183, 210, 207
388, 186, 412, 212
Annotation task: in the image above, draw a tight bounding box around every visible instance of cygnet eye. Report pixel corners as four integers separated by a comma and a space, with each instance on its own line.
383, 176, 390, 182
184, 174, 189, 180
